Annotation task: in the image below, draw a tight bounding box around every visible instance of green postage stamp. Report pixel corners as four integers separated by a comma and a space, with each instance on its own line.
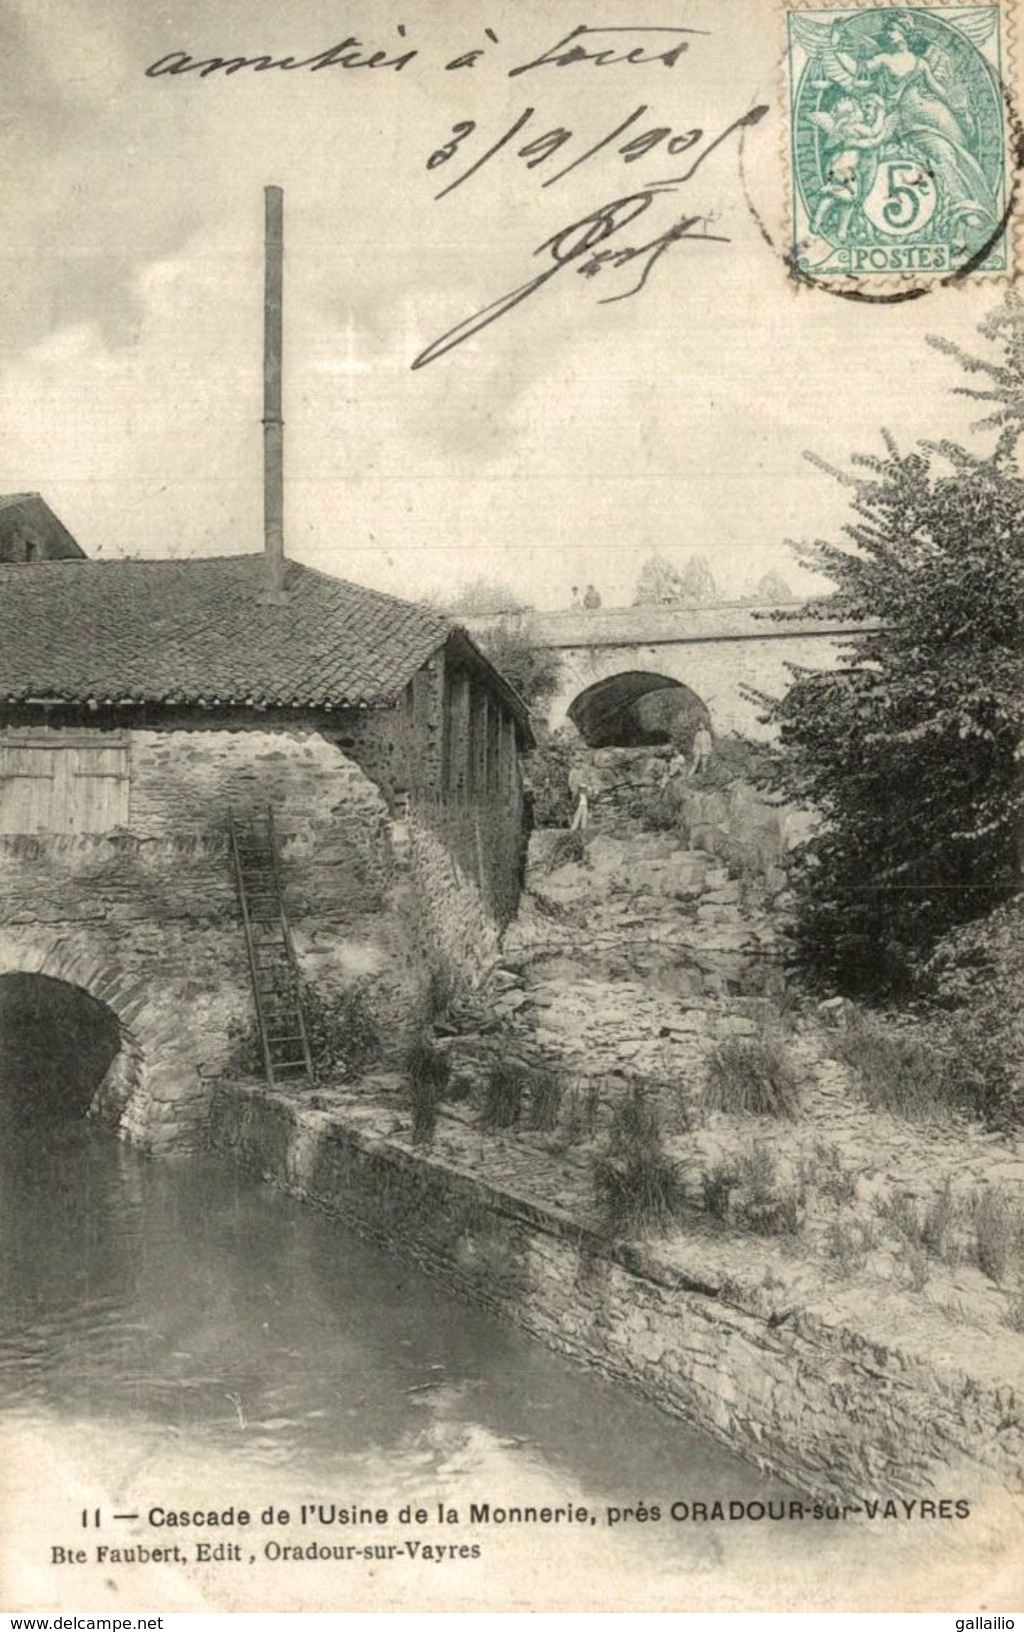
787, 4, 1009, 280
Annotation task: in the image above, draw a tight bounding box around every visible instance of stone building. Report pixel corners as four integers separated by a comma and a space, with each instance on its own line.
0, 550, 531, 1150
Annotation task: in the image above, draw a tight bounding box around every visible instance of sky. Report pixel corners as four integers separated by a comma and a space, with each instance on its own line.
0, 0, 1012, 609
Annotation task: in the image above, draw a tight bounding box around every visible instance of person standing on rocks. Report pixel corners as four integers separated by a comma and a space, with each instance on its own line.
569, 784, 590, 834
659, 745, 690, 822
691, 723, 713, 775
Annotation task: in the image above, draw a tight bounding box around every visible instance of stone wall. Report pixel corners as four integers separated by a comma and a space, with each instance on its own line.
403, 811, 502, 993
0, 724, 412, 1150
206, 1082, 1024, 1504
327, 662, 443, 808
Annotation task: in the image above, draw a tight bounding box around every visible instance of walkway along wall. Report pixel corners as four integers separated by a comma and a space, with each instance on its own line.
206, 1082, 1024, 1507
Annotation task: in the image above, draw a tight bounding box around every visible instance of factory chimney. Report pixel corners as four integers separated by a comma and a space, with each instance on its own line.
261, 185, 288, 604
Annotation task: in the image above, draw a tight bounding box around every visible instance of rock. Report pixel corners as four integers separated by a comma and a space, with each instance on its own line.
702, 884, 742, 907
817, 996, 854, 1028
714, 1016, 757, 1038
490, 968, 523, 990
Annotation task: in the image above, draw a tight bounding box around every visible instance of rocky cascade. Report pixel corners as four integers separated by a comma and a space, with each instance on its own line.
444, 744, 797, 1096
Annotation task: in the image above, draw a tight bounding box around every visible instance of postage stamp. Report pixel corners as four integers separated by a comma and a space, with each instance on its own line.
786, 4, 1010, 281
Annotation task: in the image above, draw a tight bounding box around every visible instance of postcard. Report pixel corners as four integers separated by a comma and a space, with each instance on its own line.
1, 0, 1022, 1615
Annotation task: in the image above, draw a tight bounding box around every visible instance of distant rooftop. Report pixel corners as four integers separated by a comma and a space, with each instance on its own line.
0, 493, 85, 562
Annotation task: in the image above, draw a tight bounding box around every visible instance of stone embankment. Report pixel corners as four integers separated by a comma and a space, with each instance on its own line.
206, 1077, 1024, 1505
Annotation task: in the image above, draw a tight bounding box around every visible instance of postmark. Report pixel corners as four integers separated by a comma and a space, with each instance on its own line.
786, 4, 1010, 284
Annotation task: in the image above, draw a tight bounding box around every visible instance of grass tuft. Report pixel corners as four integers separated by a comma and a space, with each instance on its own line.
480, 1060, 529, 1131
700, 1143, 804, 1237
704, 1035, 802, 1119
403, 1032, 451, 1146
526, 1069, 566, 1132
593, 1085, 685, 1236
831, 1013, 959, 1122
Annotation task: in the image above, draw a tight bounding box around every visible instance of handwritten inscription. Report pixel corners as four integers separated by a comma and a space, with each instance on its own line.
141, 18, 770, 366
428, 105, 766, 198
145, 34, 419, 78
428, 106, 704, 198
144, 23, 707, 81
411, 189, 725, 369
413, 104, 768, 365
507, 24, 707, 77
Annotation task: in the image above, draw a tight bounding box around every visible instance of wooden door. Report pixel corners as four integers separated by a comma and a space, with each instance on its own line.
0, 738, 129, 834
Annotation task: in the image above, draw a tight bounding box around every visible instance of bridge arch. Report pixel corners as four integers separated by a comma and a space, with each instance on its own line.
567, 671, 711, 748
0, 936, 172, 1141
0, 973, 124, 1130
545, 643, 791, 741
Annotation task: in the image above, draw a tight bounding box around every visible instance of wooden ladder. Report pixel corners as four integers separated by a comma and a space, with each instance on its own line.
229, 806, 314, 1089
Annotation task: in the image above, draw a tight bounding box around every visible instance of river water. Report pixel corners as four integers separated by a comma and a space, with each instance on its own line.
0, 1122, 979, 1611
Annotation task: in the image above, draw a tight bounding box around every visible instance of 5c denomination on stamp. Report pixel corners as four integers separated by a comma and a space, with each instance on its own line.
787, 4, 1010, 283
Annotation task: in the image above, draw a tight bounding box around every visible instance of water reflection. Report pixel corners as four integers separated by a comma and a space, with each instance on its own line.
0, 1126, 778, 1493
0, 1123, 962, 1611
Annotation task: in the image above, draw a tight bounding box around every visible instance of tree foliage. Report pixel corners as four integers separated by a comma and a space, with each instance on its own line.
633, 551, 720, 606
926, 286, 1024, 448
925, 898, 1024, 1129
474, 622, 560, 709
749, 568, 794, 602
757, 294, 1024, 998
444, 576, 528, 617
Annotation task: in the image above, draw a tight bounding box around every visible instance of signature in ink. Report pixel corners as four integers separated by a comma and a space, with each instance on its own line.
411, 188, 729, 370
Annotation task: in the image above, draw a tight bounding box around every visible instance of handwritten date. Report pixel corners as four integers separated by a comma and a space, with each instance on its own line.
429, 102, 767, 197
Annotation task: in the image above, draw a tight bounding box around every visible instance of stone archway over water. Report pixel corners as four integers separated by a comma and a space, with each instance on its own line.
0, 938, 172, 1143
0, 973, 123, 1129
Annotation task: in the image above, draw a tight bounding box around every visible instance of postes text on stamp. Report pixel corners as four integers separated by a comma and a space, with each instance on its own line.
787, 5, 1008, 281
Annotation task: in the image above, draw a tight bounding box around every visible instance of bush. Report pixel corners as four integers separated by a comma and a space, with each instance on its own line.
729, 1143, 804, 1236
824, 1218, 874, 1277
474, 622, 561, 709
798, 1140, 857, 1207
1004, 1292, 1024, 1334
403, 1032, 451, 1146
301, 979, 382, 1081
831, 1012, 960, 1122
701, 1146, 805, 1236
542, 830, 585, 872
701, 1162, 737, 1220
556, 1078, 603, 1146
526, 726, 576, 829
418, 963, 461, 1027
704, 1035, 802, 1119
970, 1187, 1024, 1286
871, 1181, 1024, 1283
223, 979, 382, 1084
593, 1086, 685, 1236
926, 900, 1024, 1129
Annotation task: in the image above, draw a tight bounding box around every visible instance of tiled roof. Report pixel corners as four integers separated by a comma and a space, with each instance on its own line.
0, 554, 462, 710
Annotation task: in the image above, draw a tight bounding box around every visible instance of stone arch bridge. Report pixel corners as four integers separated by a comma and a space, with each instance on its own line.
469, 602, 858, 743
